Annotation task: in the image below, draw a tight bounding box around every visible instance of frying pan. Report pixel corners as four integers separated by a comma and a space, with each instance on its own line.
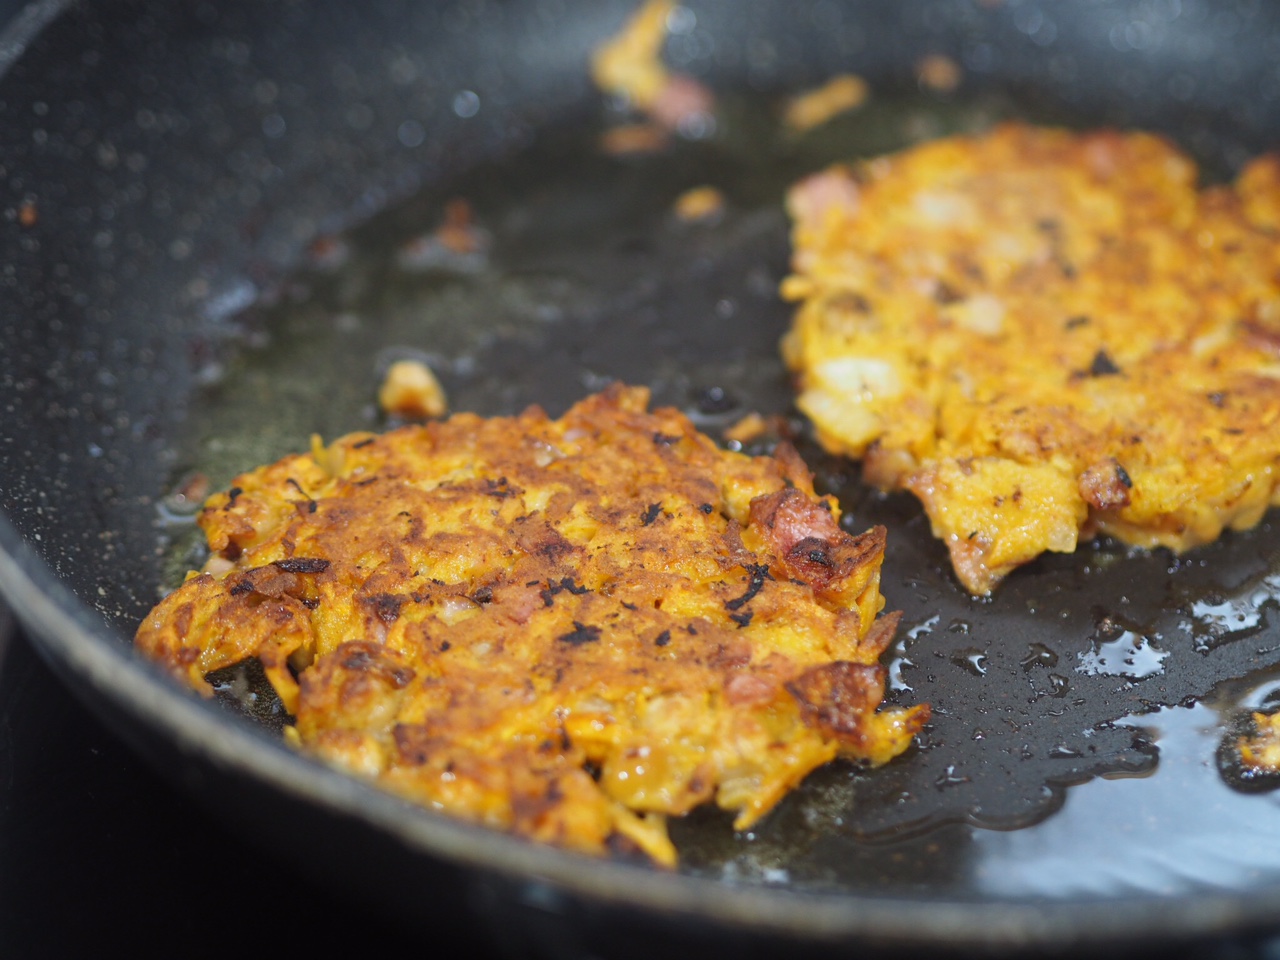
4, 0, 1280, 954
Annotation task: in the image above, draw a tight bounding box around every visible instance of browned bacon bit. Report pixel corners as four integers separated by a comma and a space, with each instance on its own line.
1078, 458, 1134, 511
135, 384, 926, 867
788, 661, 929, 762
749, 486, 840, 552
858, 610, 904, 661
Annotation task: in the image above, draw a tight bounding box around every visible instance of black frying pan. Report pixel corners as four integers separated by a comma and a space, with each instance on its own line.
4, 0, 1280, 954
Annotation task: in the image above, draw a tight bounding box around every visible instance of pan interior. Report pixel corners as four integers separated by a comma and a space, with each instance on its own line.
155, 81, 1280, 900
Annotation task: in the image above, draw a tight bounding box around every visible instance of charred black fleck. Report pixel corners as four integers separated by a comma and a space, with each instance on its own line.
725, 563, 771, 611
1089, 349, 1121, 376
274, 557, 331, 574
558, 621, 602, 646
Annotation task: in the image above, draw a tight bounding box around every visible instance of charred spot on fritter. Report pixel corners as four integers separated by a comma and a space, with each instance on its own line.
135, 384, 927, 866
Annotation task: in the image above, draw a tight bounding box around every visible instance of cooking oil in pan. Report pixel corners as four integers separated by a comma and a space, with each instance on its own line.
155, 82, 1280, 896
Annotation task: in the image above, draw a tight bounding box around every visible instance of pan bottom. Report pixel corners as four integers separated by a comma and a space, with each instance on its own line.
151, 83, 1280, 900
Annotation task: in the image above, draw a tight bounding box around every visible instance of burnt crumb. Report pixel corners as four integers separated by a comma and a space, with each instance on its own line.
274, 558, 331, 574
780, 534, 838, 576
699, 503, 714, 514
472, 586, 494, 604
299, 597, 320, 610
542, 577, 591, 606
352, 438, 376, 449
620, 601, 638, 611
558, 621, 602, 646
440, 640, 452, 652
1115, 463, 1133, 488
1089, 349, 1121, 376
484, 476, 514, 497
654, 629, 671, 647
538, 537, 574, 561
228, 578, 253, 596
729, 610, 754, 628
368, 594, 404, 623
724, 563, 772, 611
1064, 315, 1090, 329
641, 502, 662, 526
686, 624, 699, 635
226, 486, 244, 505
652, 432, 681, 446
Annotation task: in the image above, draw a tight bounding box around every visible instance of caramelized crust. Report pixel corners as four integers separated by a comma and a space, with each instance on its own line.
136, 384, 927, 865
782, 123, 1280, 593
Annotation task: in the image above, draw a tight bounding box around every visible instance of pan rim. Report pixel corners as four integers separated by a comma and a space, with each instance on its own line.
5, 0, 1280, 949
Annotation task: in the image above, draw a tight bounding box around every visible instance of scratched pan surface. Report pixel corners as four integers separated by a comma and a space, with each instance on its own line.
4, 0, 1280, 955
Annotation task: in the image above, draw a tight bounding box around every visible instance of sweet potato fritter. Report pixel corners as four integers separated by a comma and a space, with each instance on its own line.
136, 385, 928, 865
781, 123, 1280, 594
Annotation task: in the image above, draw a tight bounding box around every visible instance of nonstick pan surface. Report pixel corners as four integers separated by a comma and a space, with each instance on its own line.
4, 0, 1280, 954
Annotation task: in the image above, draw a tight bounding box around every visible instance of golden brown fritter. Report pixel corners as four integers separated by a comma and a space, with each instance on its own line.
781, 123, 1280, 594
136, 384, 928, 865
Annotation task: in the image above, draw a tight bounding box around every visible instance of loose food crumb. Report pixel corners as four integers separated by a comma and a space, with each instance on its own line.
397, 199, 491, 273
783, 74, 870, 133
722, 412, 770, 445
591, 0, 716, 134
915, 54, 962, 93
378, 359, 448, 420
599, 122, 671, 156
672, 185, 725, 223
